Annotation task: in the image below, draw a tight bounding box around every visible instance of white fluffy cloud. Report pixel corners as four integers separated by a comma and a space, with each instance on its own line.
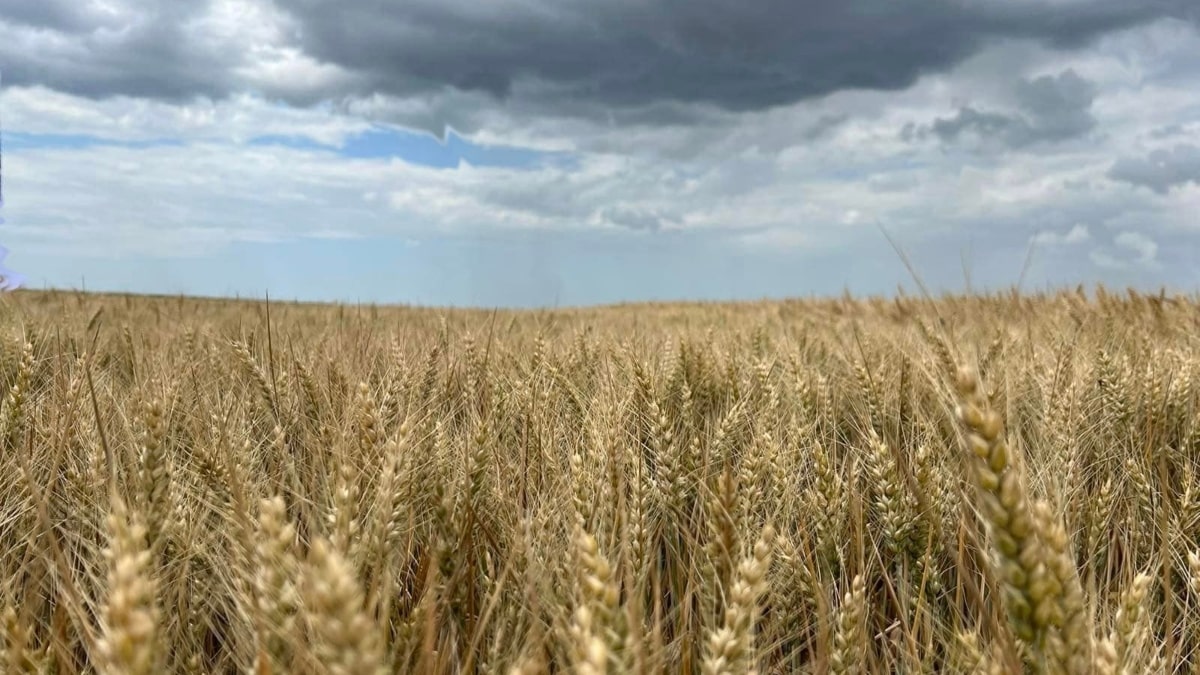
1032, 224, 1091, 246
2, 87, 371, 145
1090, 231, 1161, 269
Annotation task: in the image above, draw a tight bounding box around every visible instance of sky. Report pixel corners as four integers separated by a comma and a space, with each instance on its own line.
1, 0, 1199, 307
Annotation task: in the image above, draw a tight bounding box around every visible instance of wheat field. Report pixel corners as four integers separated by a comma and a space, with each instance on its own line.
0, 287, 1198, 674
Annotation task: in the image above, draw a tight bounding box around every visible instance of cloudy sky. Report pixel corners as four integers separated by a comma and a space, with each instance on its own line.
1, 0, 1198, 306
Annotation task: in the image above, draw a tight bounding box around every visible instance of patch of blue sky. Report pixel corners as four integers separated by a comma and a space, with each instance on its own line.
8, 126, 572, 172
335, 125, 571, 170
3, 132, 183, 151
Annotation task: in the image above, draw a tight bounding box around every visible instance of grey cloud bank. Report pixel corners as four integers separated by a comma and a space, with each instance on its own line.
2, 1, 1196, 116
907, 69, 1099, 149
1109, 145, 1200, 194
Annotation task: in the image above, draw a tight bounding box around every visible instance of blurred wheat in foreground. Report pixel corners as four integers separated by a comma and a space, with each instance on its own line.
1, 287, 1199, 674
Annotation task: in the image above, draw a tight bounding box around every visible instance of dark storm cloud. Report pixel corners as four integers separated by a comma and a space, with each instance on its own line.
920, 69, 1098, 148
2, 0, 1195, 114
1109, 145, 1200, 193
277, 0, 1193, 113
0, 2, 240, 101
